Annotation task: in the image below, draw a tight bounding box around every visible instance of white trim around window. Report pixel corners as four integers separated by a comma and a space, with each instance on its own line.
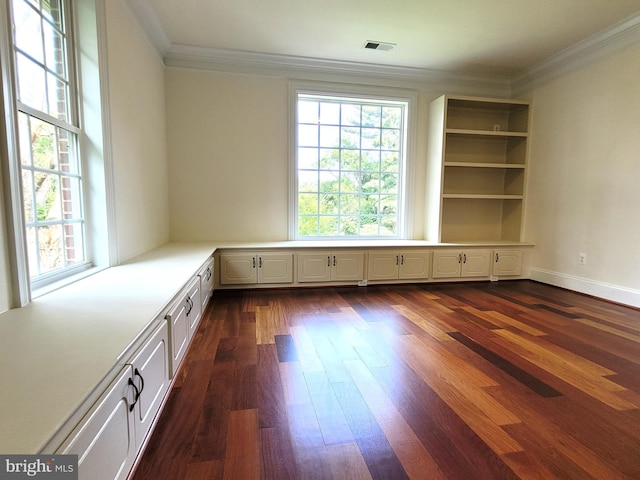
288, 82, 417, 241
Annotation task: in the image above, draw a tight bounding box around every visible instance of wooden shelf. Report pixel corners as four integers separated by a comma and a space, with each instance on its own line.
426, 95, 530, 243
446, 128, 528, 137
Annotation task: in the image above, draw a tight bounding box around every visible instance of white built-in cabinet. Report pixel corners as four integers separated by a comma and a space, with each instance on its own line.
492, 249, 523, 276
297, 251, 365, 283
367, 251, 431, 281
166, 277, 202, 376
427, 95, 530, 243
220, 252, 293, 285
432, 249, 491, 279
198, 257, 215, 311
58, 322, 170, 480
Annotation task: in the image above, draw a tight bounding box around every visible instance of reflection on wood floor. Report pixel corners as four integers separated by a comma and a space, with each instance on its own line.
131, 280, 640, 479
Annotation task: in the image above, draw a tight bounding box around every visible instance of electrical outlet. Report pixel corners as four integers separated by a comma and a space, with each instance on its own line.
578, 252, 587, 265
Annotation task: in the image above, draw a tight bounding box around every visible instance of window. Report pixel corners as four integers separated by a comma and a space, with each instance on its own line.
292, 88, 411, 239
9, 0, 86, 288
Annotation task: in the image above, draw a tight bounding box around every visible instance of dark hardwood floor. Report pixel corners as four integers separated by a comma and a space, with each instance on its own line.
130, 280, 640, 479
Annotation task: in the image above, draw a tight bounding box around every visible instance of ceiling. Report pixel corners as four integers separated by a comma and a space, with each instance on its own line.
140, 0, 640, 78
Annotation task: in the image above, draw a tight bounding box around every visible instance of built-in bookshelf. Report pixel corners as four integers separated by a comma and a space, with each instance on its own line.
426, 95, 530, 243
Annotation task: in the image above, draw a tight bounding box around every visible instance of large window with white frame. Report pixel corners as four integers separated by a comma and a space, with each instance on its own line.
11, 0, 87, 289
293, 87, 412, 239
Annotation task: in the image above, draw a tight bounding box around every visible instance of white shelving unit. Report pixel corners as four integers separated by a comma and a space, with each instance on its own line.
426, 95, 530, 243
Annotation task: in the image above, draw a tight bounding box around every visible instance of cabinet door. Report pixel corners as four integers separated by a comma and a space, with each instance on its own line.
367, 252, 399, 280
220, 254, 257, 284
58, 367, 136, 480
186, 278, 202, 335
332, 253, 365, 281
297, 252, 332, 283
461, 249, 491, 277
129, 322, 170, 450
258, 253, 293, 284
166, 297, 189, 377
199, 258, 214, 311
432, 250, 462, 278
399, 251, 431, 280
493, 249, 522, 276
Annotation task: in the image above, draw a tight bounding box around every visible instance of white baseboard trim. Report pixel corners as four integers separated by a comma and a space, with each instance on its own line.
529, 268, 640, 309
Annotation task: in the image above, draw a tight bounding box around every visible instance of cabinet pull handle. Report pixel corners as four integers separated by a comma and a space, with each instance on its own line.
401, 254, 404, 265
128, 378, 140, 412
333, 255, 336, 267
259, 257, 263, 268
396, 255, 399, 265
463, 254, 467, 264
252, 257, 256, 268
495, 253, 499, 263
458, 253, 462, 264
134, 368, 145, 396
327, 256, 331, 267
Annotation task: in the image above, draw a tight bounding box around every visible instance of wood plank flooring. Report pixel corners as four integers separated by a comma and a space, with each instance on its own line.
130, 281, 640, 480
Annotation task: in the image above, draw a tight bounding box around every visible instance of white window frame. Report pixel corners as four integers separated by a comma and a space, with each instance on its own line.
0, 0, 114, 305
289, 82, 417, 240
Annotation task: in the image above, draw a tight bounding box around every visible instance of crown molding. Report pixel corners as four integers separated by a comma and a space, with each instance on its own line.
512, 12, 640, 95
126, 0, 640, 97
125, 0, 171, 57
163, 44, 511, 95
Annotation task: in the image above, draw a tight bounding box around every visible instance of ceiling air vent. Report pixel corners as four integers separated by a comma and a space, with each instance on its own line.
363, 40, 395, 51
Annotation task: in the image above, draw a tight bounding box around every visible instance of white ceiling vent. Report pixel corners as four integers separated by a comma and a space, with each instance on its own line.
363, 40, 395, 51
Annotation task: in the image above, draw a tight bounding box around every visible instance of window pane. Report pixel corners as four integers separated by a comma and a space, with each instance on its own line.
319, 216, 338, 236
295, 93, 406, 238
361, 128, 380, 149
298, 216, 318, 236
319, 125, 339, 148
30, 118, 56, 169
341, 104, 360, 126
48, 72, 69, 122
382, 107, 402, 128
13, 1, 44, 63
298, 124, 318, 147
362, 151, 380, 171
11, 0, 87, 284
63, 222, 84, 265
298, 171, 318, 193
16, 53, 47, 110
298, 148, 318, 170
319, 102, 340, 124
341, 150, 359, 171
34, 172, 60, 221
298, 100, 318, 124
61, 177, 82, 219
298, 194, 318, 214
319, 149, 339, 170
38, 224, 63, 273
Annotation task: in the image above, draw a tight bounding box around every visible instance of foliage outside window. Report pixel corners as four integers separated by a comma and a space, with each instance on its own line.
295, 92, 408, 238
10, 0, 86, 285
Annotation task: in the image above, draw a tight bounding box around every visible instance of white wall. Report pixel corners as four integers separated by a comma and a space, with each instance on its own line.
104, 0, 170, 261
525, 41, 640, 306
165, 68, 442, 242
